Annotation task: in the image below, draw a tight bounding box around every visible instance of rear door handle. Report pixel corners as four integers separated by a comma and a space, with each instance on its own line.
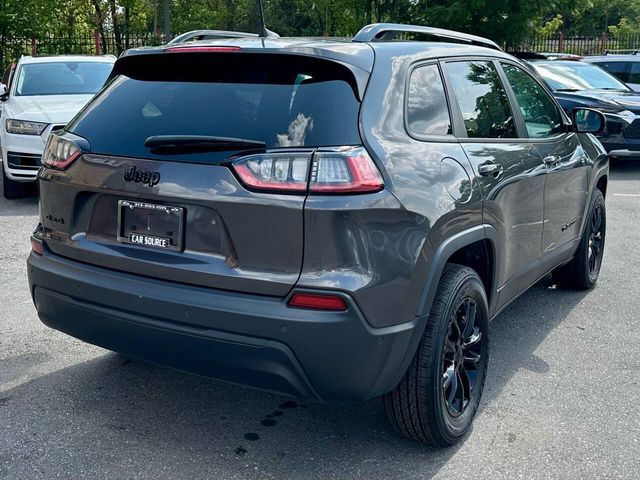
478, 162, 503, 177
543, 155, 562, 167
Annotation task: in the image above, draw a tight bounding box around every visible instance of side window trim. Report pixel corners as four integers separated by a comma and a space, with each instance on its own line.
438, 58, 468, 139
440, 56, 521, 143
497, 59, 569, 142
403, 60, 457, 142
492, 59, 528, 138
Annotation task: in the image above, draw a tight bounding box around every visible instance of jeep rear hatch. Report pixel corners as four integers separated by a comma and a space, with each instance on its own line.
40, 52, 369, 296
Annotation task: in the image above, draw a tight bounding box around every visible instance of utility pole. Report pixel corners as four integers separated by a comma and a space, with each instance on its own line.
163, 0, 171, 43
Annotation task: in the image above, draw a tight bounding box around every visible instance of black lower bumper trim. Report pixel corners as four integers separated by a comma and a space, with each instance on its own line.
35, 287, 319, 399
27, 249, 420, 401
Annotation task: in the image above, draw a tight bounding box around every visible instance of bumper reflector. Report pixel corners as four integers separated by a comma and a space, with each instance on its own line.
287, 292, 348, 311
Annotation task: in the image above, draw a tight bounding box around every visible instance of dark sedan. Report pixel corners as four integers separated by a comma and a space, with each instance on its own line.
532, 60, 640, 160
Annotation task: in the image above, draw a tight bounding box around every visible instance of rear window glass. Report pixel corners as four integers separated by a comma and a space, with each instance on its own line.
69, 54, 362, 159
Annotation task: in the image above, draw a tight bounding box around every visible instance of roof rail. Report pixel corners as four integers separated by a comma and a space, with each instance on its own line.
167, 29, 266, 45
603, 49, 640, 55
352, 23, 501, 51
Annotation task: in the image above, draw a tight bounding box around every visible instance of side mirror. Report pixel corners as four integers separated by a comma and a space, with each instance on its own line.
0, 84, 7, 101
573, 108, 605, 134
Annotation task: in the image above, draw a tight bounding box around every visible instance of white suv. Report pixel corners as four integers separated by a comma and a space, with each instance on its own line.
0, 55, 115, 198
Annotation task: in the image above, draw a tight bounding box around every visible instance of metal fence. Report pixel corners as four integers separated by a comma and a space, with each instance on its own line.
510, 33, 640, 55
6, 31, 640, 72
0, 32, 160, 70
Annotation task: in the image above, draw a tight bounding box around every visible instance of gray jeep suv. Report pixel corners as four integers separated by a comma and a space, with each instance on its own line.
27, 23, 609, 446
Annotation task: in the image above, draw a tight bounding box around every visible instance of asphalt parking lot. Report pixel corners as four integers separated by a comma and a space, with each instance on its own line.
1, 163, 639, 480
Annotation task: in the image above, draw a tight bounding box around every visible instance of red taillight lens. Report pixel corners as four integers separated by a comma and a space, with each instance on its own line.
232, 152, 310, 193
288, 292, 348, 311
30, 237, 43, 255
42, 135, 81, 170
230, 147, 383, 194
310, 148, 384, 194
165, 46, 241, 53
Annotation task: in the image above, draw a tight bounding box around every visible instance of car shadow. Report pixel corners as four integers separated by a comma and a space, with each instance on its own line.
1, 275, 589, 479
481, 275, 589, 407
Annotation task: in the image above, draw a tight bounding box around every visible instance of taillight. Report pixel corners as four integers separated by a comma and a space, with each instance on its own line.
230, 147, 383, 194
287, 292, 348, 311
232, 152, 310, 192
42, 135, 81, 170
30, 237, 43, 255
310, 148, 384, 193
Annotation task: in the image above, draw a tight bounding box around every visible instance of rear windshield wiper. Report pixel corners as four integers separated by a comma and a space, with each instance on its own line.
144, 135, 266, 154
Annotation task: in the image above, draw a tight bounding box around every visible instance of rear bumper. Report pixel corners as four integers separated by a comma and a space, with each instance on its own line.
27, 249, 421, 401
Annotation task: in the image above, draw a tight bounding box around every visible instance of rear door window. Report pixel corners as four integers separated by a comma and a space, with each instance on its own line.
444, 60, 517, 139
406, 64, 452, 137
69, 54, 362, 160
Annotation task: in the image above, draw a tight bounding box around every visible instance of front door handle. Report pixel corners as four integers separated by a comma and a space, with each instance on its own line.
543, 155, 562, 167
478, 162, 503, 177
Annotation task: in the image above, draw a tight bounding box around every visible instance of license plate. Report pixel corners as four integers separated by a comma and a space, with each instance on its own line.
117, 200, 184, 251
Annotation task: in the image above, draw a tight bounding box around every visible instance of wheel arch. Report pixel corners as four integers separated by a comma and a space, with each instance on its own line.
578, 170, 608, 238
417, 225, 500, 320
596, 173, 608, 198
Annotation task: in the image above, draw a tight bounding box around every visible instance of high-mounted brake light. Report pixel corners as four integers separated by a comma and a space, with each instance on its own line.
288, 292, 348, 311
42, 135, 81, 170
165, 46, 241, 53
230, 147, 384, 194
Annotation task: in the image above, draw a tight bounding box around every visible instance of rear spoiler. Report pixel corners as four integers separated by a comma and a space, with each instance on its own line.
108, 50, 370, 101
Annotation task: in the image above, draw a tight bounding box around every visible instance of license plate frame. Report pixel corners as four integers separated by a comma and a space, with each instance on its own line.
117, 200, 185, 252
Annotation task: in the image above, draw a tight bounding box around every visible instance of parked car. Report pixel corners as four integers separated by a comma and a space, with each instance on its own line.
28, 24, 608, 446
584, 53, 640, 91
531, 59, 640, 160
0, 55, 116, 199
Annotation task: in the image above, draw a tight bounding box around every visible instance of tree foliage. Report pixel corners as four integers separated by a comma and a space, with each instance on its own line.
3, 0, 640, 62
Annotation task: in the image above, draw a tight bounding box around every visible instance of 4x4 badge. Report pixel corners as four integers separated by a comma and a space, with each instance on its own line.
124, 166, 160, 187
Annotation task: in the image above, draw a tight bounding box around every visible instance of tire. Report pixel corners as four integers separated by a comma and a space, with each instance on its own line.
383, 264, 490, 446
552, 188, 606, 290
2, 163, 30, 199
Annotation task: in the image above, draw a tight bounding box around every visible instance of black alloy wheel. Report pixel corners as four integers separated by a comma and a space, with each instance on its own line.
442, 297, 483, 418
587, 201, 605, 283
384, 264, 489, 446
552, 188, 606, 290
